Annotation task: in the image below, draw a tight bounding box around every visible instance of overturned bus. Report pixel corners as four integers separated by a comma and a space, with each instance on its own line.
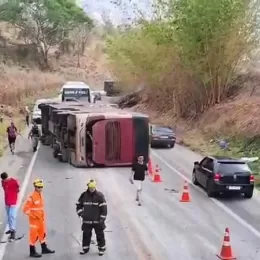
38, 102, 149, 167
38, 101, 88, 146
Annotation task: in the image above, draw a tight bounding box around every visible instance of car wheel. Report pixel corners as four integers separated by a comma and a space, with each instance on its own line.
244, 189, 254, 199
206, 180, 215, 198
192, 170, 199, 185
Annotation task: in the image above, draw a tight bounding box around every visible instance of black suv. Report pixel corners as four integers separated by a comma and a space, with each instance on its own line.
192, 156, 254, 198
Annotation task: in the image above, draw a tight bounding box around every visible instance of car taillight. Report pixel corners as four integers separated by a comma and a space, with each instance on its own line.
250, 175, 254, 183
214, 173, 221, 182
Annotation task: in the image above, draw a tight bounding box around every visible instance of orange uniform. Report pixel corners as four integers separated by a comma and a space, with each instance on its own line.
23, 190, 46, 246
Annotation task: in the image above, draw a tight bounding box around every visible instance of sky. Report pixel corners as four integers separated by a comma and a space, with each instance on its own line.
80, 0, 152, 25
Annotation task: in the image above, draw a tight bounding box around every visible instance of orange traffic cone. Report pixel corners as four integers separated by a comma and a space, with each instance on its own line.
152, 165, 162, 182
147, 158, 153, 177
217, 228, 236, 260
179, 181, 191, 202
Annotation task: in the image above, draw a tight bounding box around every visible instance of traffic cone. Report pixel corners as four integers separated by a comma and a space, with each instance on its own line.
152, 165, 162, 182
147, 158, 153, 177
179, 181, 191, 202
217, 228, 236, 260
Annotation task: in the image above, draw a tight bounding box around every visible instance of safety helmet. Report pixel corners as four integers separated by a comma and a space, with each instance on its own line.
87, 179, 96, 188
33, 178, 43, 188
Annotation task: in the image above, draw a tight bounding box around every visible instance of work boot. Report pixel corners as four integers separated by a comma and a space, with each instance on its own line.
9, 230, 16, 240
79, 247, 90, 255
30, 245, 42, 258
41, 242, 55, 254
98, 246, 106, 256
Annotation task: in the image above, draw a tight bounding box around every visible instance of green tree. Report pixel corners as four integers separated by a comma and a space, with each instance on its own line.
0, 0, 93, 68
70, 22, 92, 67
106, 0, 260, 117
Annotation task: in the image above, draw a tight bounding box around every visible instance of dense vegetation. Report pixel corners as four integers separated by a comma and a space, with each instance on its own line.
106, 0, 260, 118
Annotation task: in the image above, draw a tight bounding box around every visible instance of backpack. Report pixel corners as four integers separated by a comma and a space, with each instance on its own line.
32, 126, 39, 136
8, 126, 16, 138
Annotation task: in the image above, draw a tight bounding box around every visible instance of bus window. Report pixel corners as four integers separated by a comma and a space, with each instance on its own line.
62, 88, 90, 102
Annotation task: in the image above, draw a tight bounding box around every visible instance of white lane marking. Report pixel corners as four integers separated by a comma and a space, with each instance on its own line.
0, 144, 40, 259
152, 150, 260, 238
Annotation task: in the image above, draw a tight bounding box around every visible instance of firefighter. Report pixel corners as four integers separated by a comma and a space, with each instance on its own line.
23, 179, 55, 258
28, 122, 41, 152
76, 179, 107, 256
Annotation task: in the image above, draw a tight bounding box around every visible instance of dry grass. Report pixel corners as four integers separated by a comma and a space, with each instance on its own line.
0, 65, 65, 108
0, 35, 111, 156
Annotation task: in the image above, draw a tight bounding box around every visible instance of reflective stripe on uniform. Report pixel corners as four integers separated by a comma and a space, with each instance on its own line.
30, 207, 43, 211
100, 215, 106, 219
83, 246, 89, 250
77, 209, 83, 214
83, 221, 92, 224
30, 225, 37, 228
83, 220, 100, 224
99, 202, 107, 207
83, 202, 99, 206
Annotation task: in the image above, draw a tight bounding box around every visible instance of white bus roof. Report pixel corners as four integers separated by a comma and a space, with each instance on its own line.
64, 81, 87, 85
60, 84, 91, 92
62, 84, 90, 89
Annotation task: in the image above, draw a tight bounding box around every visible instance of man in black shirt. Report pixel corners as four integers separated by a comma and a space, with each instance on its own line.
130, 155, 148, 206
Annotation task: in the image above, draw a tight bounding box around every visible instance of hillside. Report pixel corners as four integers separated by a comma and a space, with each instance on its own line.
0, 20, 111, 155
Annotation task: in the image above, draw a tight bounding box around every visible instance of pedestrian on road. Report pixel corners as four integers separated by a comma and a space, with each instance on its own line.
76, 179, 107, 256
25, 106, 30, 126
130, 155, 148, 206
0, 105, 4, 123
23, 179, 55, 258
6, 122, 19, 155
1, 172, 19, 240
28, 122, 41, 152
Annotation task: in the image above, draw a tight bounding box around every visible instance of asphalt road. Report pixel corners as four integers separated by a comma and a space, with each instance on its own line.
0, 143, 260, 259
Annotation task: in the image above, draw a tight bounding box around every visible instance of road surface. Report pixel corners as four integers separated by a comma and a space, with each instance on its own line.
1, 138, 260, 259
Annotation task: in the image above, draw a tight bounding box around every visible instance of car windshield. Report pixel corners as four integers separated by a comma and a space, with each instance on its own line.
218, 162, 250, 173
153, 126, 173, 133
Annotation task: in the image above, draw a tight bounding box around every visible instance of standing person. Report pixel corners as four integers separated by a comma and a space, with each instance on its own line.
1, 172, 19, 241
23, 179, 55, 258
130, 155, 148, 206
0, 105, 4, 123
25, 106, 30, 127
76, 179, 107, 256
28, 122, 41, 152
6, 122, 19, 155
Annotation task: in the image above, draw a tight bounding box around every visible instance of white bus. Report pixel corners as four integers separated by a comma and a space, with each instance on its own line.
59, 82, 94, 103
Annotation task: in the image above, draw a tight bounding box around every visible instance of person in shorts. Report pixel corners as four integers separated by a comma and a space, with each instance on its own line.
130, 155, 148, 206
6, 122, 19, 155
